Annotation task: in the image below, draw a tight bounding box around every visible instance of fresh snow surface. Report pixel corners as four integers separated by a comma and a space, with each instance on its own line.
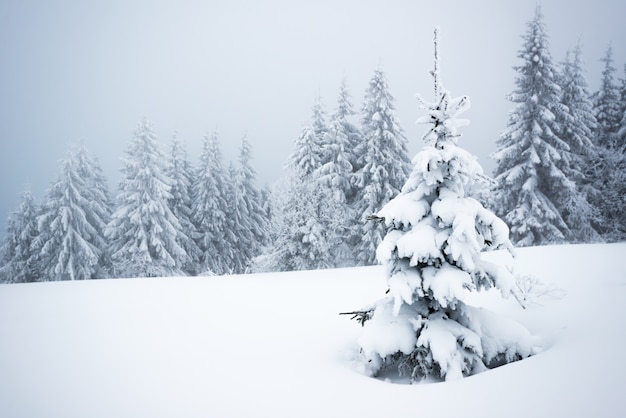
1, 243, 625, 418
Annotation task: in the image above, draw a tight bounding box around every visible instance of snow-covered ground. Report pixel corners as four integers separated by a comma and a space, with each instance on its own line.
1, 243, 625, 418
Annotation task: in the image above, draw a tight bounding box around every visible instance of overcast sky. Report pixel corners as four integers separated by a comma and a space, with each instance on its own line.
0, 0, 624, 232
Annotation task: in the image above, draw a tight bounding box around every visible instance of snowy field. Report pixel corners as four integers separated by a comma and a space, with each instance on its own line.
1, 242, 625, 418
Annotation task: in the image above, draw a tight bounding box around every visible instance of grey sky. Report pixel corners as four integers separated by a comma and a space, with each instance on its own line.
0, 0, 624, 232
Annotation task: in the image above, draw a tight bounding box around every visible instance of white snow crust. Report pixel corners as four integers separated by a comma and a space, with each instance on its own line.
0, 243, 624, 418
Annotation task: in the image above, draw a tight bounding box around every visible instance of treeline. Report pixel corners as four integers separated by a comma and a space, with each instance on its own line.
0, 66, 411, 283
489, 6, 626, 245
1, 6, 625, 283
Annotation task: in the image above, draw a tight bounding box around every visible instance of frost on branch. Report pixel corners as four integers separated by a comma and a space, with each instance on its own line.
348, 28, 535, 383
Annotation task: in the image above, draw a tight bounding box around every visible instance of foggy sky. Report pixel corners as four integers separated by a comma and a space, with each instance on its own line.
1, 0, 624, 234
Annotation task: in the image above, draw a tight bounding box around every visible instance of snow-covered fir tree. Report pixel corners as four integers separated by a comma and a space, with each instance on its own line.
258, 175, 333, 272
350, 29, 534, 382
166, 134, 201, 275
316, 81, 361, 266
191, 131, 230, 275
0, 191, 39, 283
557, 45, 602, 242
332, 78, 363, 179
73, 142, 113, 277
352, 66, 411, 265
618, 64, 626, 160
229, 135, 269, 273
106, 118, 188, 278
319, 79, 358, 202
593, 45, 622, 150
589, 46, 626, 240
287, 96, 326, 177
257, 98, 333, 272
31, 153, 106, 281
491, 6, 572, 246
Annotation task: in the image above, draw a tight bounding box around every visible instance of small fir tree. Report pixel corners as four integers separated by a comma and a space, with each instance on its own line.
349, 29, 533, 383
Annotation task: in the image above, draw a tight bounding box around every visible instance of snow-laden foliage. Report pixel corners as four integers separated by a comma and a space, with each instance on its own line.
227, 136, 269, 273
352, 29, 534, 382
593, 45, 622, 151
191, 131, 231, 275
352, 66, 411, 265
106, 118, 188, 278
255, 174, 335, 273
0, 191, 39, 283
287, 96, 326, 177
32, 144, 112, 281
557, 45, 602, 242
491, 6, 574, 246
165, 135, 201, 275
257, 98, 336, 272
589, 46, 626, 241
315, 80, 361, 266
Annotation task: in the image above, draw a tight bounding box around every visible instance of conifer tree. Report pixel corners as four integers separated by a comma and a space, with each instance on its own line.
32, 155, 104, 281
350, 29, 533, 382
557, 45, 602, 242
232, 135, 269, 273
166, 134, 201, 274
316, 81, 360, 266
491, 6, 572, 246
258, 98, 333, 272
106, 118, 188, 278
0, 191, 39, 283
224, 162, 245, 273
73, 142, 113, 277
593, 45, 621, 150
319, 80, 357, 203
353, 66, 411, 265
287, 96, 326, 178
590, 46, 626, 240
191, 131, 230, 275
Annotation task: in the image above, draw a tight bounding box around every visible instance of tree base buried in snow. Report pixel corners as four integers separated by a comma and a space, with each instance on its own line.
344, 298, 535, 383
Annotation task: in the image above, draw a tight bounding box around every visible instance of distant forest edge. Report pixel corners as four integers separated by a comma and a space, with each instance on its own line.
1, 7, 625, 283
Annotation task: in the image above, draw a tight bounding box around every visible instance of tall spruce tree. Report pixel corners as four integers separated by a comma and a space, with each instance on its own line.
166, 134, 201, 274
73, 142, 112, 277
350, 28, 533, 382
287, 96, 326, 177
352, 66, 411, 265
191, 131, 230, 275
0, 191, 39, 283
106, 118, 188, 278
590, 46, 626, 240
32, 154, 105, 281
491, 6, 572, 246
593, 45, 621, 150
316, 81, 360, 266
557, 45, 602, 242
231, 135, 269, 273
258, 98, 333, 272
